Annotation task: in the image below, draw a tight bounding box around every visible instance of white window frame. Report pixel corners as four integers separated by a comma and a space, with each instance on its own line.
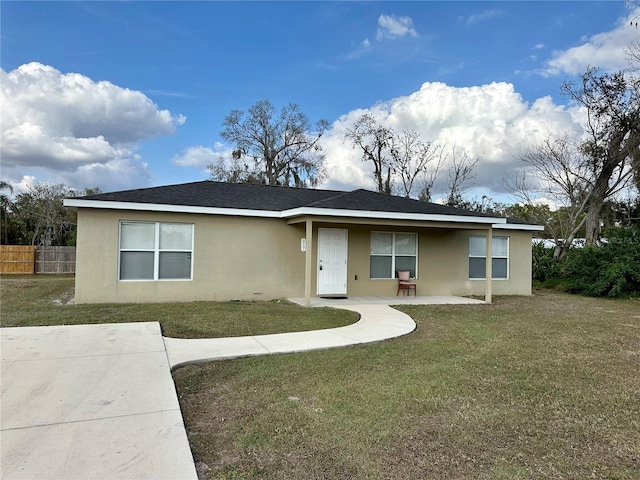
469, 235, 509, 280
118, 221, 194, 281
370, 231, 418, 279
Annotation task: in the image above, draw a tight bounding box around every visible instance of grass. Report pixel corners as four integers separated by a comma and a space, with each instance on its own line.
4, 275, 639, 478
0, 275, 358, 338
173, 290, 640, 480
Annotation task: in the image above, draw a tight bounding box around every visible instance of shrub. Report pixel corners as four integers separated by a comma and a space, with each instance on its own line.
561, 226, 640, 297
532, 241, 560, 282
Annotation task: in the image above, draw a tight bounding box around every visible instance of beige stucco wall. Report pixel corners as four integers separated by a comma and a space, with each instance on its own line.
74, 208, 534, 304
74, 209, 307, 303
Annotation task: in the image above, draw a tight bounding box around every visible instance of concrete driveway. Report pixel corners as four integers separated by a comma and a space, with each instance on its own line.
1, 322, 197, 480
1, 295, 481, 479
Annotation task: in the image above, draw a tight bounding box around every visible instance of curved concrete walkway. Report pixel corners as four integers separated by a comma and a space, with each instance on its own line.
164, 295, 484, 369
164, 303, 416, 369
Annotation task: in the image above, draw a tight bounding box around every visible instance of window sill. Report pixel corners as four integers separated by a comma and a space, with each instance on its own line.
469, 278, 509, 281
118, 278, 193, 282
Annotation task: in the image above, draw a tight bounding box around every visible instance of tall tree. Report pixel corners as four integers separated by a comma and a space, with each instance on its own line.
504, 135, 593, 258
389, 130, 443, 198
0, 181, 14, 244
9, 184, 100, 246
561, 68, 640, 245
12, 184, 75, 246
213, 100, 329, 188
344, 113, 395, 194
345, 114, 446, 198
444, 144, 480, 207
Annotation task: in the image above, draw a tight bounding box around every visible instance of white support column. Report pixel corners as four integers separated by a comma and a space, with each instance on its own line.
304, 219, 313, 307
485, 226, 493, 304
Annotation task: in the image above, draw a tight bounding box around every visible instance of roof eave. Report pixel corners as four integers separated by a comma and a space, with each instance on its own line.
493, 222, 545, 231
63, 199, 282, 218
64, 199, 542, 229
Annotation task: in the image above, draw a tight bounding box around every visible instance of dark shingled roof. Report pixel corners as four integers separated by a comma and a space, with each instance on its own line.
77, 180, 501, 219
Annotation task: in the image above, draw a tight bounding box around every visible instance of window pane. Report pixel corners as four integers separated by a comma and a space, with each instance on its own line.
121, 222, 155, 249
120, 251, 154, 280
370, 256, 392, 278
159, 252, 192, 279
469, 257, 486, 279
469, 236, 486, 257
492, 237, 508, 257
395, 256, 416, 278
371, 232, 392, 254
395, 234, 416, 255
160, 223, 192, 250
492, 258, 508, 279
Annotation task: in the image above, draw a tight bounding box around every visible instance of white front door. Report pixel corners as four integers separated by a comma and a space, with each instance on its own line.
317, 228, 348, 296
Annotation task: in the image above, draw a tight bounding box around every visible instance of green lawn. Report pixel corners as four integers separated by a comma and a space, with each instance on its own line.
0, 275, 358, 338
173, 291, 640, 480
3, 275, 639, 478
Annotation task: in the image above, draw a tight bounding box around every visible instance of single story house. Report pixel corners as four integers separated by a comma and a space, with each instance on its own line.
64, 181, 543, 306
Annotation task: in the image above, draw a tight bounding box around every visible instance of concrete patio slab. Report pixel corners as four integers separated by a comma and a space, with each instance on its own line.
288, 295, 486, 307
1, 323, 197, 480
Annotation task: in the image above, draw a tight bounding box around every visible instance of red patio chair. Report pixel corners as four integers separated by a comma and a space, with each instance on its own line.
396, 270, 417, 296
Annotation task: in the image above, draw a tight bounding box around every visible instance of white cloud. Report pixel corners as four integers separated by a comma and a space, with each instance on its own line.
63, 158, 152, 192
542, 8, 640, 76
172, 145, 225, 170
531, 197, 559, 211
462, 9, 502, 25
376, 14, 418, 41
347, 14, 416, 60
319, 82, 582, 198
0, 62, 185, 190
8, 175, 37, 195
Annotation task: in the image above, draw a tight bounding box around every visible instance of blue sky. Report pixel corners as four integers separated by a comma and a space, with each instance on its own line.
1, 1, 637, 201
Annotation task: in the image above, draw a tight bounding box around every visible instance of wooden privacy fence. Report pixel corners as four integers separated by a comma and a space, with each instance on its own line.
0, 246, 76, 274
36, 246, 76, 274
0, 246, 37, 274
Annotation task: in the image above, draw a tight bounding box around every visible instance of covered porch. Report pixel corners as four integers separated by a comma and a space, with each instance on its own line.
293, 215, 499, 307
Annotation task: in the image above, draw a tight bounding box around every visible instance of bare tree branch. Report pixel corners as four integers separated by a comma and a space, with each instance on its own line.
215, 100, 327, 188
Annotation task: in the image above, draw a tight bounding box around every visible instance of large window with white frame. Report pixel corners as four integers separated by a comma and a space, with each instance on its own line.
119, 221, 193, 281
370, 232, 417, 279
469, 235, 508, 279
